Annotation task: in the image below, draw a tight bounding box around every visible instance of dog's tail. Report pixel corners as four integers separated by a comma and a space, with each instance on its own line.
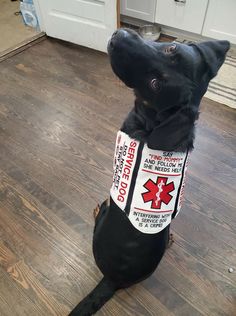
68, 277, 117, 316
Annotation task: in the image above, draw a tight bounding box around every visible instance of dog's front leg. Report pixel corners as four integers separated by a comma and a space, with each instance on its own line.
93, 198, 110, 220
93, 204, 101, 219
167, 233, 174, 248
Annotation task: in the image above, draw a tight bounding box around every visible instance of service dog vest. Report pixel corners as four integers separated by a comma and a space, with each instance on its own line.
110, 131, 189, 234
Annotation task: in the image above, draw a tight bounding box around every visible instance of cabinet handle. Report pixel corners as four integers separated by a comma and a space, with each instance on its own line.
174, 0, 186, 3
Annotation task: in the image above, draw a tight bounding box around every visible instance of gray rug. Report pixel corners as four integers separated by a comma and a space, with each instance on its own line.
205, 54, 236, 109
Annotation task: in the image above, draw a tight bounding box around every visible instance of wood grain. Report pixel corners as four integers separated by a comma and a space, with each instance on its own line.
0, 38, 235, 316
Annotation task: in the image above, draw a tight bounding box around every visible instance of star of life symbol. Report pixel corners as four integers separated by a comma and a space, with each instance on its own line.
142, 177, 175, 209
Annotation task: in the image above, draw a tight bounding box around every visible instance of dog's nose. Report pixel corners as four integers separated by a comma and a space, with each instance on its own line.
111, 30, 119, 38
111, 29, 129, 40
109, 29, 129, 49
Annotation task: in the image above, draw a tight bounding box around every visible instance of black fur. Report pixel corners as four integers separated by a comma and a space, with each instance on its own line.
69, 29, 229, 315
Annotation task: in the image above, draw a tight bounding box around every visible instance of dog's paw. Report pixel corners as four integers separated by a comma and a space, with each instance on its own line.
167, 233, 174, 248
104, 198, 110, 208
93, 204, 100, 219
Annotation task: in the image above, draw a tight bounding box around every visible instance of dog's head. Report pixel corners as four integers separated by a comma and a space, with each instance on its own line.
108, 28, 230, 111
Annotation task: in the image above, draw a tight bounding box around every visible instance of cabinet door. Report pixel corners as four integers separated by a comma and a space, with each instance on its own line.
121, 0, 156, 23
202, 0, 236, 44
34, 0, 117, 52
155, 0, 208, 34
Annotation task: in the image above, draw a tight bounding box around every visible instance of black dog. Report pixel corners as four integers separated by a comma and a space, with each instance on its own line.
69, 29, 229, 315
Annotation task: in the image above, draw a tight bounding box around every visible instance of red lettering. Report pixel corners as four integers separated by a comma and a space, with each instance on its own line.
126, 159, 133, 167
128, 147, 135, 154
122, 173, 129, 181
119, 188, 126, 195
164, 157, 181, 162
130, 141, 137, 147
124, 167, 130, 175
149, 154, 162, 160
118, 195, 124, 202
117, 181, 128, 202
127, 153, 134, 160
121, 181, 127, 189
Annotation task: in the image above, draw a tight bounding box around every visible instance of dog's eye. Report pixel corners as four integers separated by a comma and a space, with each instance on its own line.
164, 44, 176, 54
150, 78, 160, 91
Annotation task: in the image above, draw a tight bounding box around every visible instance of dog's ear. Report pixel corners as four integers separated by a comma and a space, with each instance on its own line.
195, 40, 230, 79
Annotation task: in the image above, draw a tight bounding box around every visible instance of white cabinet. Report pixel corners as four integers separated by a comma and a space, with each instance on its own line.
120, 0, 157, 23
155, 0, 208, 34
121, 0, 236, 43
202, 0, 236, 44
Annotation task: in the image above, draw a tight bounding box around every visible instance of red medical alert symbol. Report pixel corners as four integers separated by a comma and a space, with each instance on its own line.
142, 177, 175, 209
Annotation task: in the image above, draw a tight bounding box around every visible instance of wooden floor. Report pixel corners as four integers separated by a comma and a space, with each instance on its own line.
0, 38, 235, 316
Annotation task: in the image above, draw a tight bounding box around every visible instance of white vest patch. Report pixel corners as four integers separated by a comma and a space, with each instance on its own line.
110, 131, 189, 234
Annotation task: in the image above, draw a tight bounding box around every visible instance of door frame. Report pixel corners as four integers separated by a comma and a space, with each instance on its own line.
117, 0, 120, 28
33, 0, 45, 31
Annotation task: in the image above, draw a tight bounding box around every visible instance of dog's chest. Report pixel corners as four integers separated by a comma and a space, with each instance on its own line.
110, 131, 189, 234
